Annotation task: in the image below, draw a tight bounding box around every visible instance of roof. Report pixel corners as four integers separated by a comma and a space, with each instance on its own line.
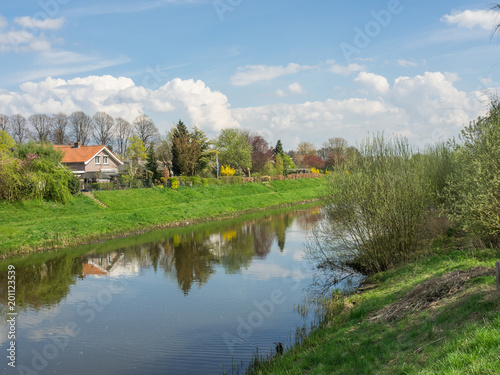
54, 145, 123, 165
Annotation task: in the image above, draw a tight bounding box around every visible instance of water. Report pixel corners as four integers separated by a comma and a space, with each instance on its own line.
0, 206, 334, 375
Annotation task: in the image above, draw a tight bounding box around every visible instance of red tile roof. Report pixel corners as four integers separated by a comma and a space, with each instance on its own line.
54, 145, 123, 165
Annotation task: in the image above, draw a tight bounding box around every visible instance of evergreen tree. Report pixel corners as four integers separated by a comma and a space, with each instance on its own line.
274, 140, 284, 157
145, 145, 161, 182
171, 120, 188, 176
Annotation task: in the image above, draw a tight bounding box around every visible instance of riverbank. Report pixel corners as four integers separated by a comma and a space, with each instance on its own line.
0, 178, 325, 257
248, 235, 500, 374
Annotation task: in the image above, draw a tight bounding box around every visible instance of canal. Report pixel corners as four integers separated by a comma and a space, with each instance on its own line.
1, 206, 340, 375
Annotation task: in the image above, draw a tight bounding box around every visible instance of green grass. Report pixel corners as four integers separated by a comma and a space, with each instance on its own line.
248, 246, 500, 375
0, 178, 325, 256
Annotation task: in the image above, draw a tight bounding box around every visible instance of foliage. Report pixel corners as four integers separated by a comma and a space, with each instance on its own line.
171, 120, 202, 176
126, 135, 147, 161
273, 140, 284, 157
0, 130, 15, 153
215, 128, 252, 171
310, 167, 320, 174
302, 154, 325, 169
249, 134, 273, 172
309, 134, 438, 274
281, 154, 295, 173
0, 143, 75, 203
220, 164, 235, 176
145, 145, 161, 181
273, 154, 284, 176
168, 177, 178, 189
444, 100, 500, 244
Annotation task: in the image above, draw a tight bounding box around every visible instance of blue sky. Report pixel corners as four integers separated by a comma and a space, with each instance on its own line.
1, 0, 500, 150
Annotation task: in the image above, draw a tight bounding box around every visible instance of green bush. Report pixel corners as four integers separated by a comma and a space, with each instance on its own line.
68, 176, 80, 194
308, 134, 438, 274
191, 176, 202, 185
444, 100, 500, 245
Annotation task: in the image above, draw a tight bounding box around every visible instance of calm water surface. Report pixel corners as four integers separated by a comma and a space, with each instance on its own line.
0, 207, 340, 375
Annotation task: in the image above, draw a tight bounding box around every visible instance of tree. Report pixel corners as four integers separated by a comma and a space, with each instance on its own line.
9, 114, 28, 144
282, 154, 296, 173
145, 145, 161, 182
0, 114, 9, 133
126, 135, 147, 182
92, 112, 115, 147
133, 114, 158, 150
274, 140, 284, 157
29, 114, 52, 143
115, 117, 132, 158
249, 134, 273, 172
69, 112, 92, 145
215, 128, 252, 171
0, 130, 15, 153
191, 126, 213, 175
303, 154, 325, 169
297, 141, 317, 156
170, 121, 203, 176
51, 113, 69, 145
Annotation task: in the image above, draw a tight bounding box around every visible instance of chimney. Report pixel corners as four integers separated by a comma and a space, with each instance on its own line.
73, 142, 81, 148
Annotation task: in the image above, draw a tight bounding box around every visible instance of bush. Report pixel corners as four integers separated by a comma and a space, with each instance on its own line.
307, 134, 437, 274
220, 165, 235, 176
444, 100, 500, 244
191, 176, 202, 185
68, 176, 80, 194
168, 177, 178, 189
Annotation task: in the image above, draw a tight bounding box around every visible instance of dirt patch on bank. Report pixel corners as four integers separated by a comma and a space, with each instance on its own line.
371, 267, 495, 322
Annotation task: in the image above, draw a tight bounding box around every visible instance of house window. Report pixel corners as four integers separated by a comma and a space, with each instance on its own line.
103, 156, 109, 164
95, 156, 101, 164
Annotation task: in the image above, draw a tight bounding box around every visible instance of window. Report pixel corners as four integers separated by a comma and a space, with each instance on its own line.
103, 156, 109, 164
95, 156, 101, 164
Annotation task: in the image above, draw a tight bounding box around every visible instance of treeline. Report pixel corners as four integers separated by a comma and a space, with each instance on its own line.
0, 110, 358, 180
309, 100, 500, 275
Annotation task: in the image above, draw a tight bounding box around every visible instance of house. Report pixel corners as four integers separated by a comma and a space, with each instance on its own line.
54, 142, 123, 189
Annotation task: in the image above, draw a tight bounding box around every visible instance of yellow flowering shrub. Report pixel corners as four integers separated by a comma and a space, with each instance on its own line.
221, 165, 236, 176
310, 167, 321, 174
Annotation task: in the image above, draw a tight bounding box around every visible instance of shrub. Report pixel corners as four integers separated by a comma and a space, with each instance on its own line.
168, 177, 178, 189
160, 177, 166, 184
68, 176, 80, 194
444, 100, 500, 244
191, 176, 202, 185
220, 165, 235, 176
307, 134, 437, 275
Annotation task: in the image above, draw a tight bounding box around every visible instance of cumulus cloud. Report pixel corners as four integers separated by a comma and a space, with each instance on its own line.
354, 72, 390, 94
231, 63, 313, 86
327, 60, 364, 75
0, 75, 239, 133
14, 16, 65, 30
276, 82, 304, 97
441, 9, 499, 30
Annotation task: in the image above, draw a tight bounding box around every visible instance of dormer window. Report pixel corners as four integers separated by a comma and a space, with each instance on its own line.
103, 156, 108, 164
95, 156, 101, 164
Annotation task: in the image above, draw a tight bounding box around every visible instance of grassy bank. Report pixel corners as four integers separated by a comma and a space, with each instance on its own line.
249, 238, 500, 374
0, 178, 324, 257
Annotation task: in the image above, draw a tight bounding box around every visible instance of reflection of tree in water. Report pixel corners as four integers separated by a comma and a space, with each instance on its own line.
0, 207, 324, 306
0, 254, 82, 313
294, 209, 324, 231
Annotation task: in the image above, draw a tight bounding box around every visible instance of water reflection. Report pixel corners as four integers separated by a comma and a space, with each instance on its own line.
0, 208, 324, 310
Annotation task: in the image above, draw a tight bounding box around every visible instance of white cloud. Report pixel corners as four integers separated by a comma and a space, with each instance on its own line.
0, 15, 7, 28
231, 63, 313, 86
14, 16, 65, 30
0, 75, 239, 133
327, 60, 364, 76
397, 59, 420, 67
441, 9, 499, 30
275, 82, 304, 97
354, 72, 390, 94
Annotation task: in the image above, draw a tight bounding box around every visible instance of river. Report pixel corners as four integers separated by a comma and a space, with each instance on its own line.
0, 206, 345, 375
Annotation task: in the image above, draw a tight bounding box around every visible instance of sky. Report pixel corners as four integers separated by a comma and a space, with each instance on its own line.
1, 0, 500, 150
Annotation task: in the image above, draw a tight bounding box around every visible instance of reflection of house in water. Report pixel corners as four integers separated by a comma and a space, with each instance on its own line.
80, 252, 140, 278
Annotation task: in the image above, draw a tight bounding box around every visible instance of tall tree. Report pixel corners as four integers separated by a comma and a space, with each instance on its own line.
115, 117, 132, 158
249, 134, 273, 172
171, 121, 201, 176
296, 141, 317, 156
215, 128, 252, 171
69, 111, 92, 145
29, 114, 52, 143
126, 135, 147, 181
145, 144, 161, 181
51, 113, 69, 145
0, 114, 9, 133
133, 114, 158, 150
274, 139, 285, 157
92, 112, 115, 147
9, 114, 28, 144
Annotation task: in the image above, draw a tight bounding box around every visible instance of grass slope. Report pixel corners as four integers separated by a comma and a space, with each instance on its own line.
0, 178, 324, 256
249, 245, 500, 375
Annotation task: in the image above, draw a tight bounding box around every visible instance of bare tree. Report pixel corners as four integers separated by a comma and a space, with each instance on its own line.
9, 114, 28, 144
51, 113, 69, 145
296, 141, 317, 156
69, 111, 93, 145
92, 111, 115, 147
133, 114, 159, 150
115, 117, 132, 158
0, 114, 9, 133
29, 114, 52, 142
